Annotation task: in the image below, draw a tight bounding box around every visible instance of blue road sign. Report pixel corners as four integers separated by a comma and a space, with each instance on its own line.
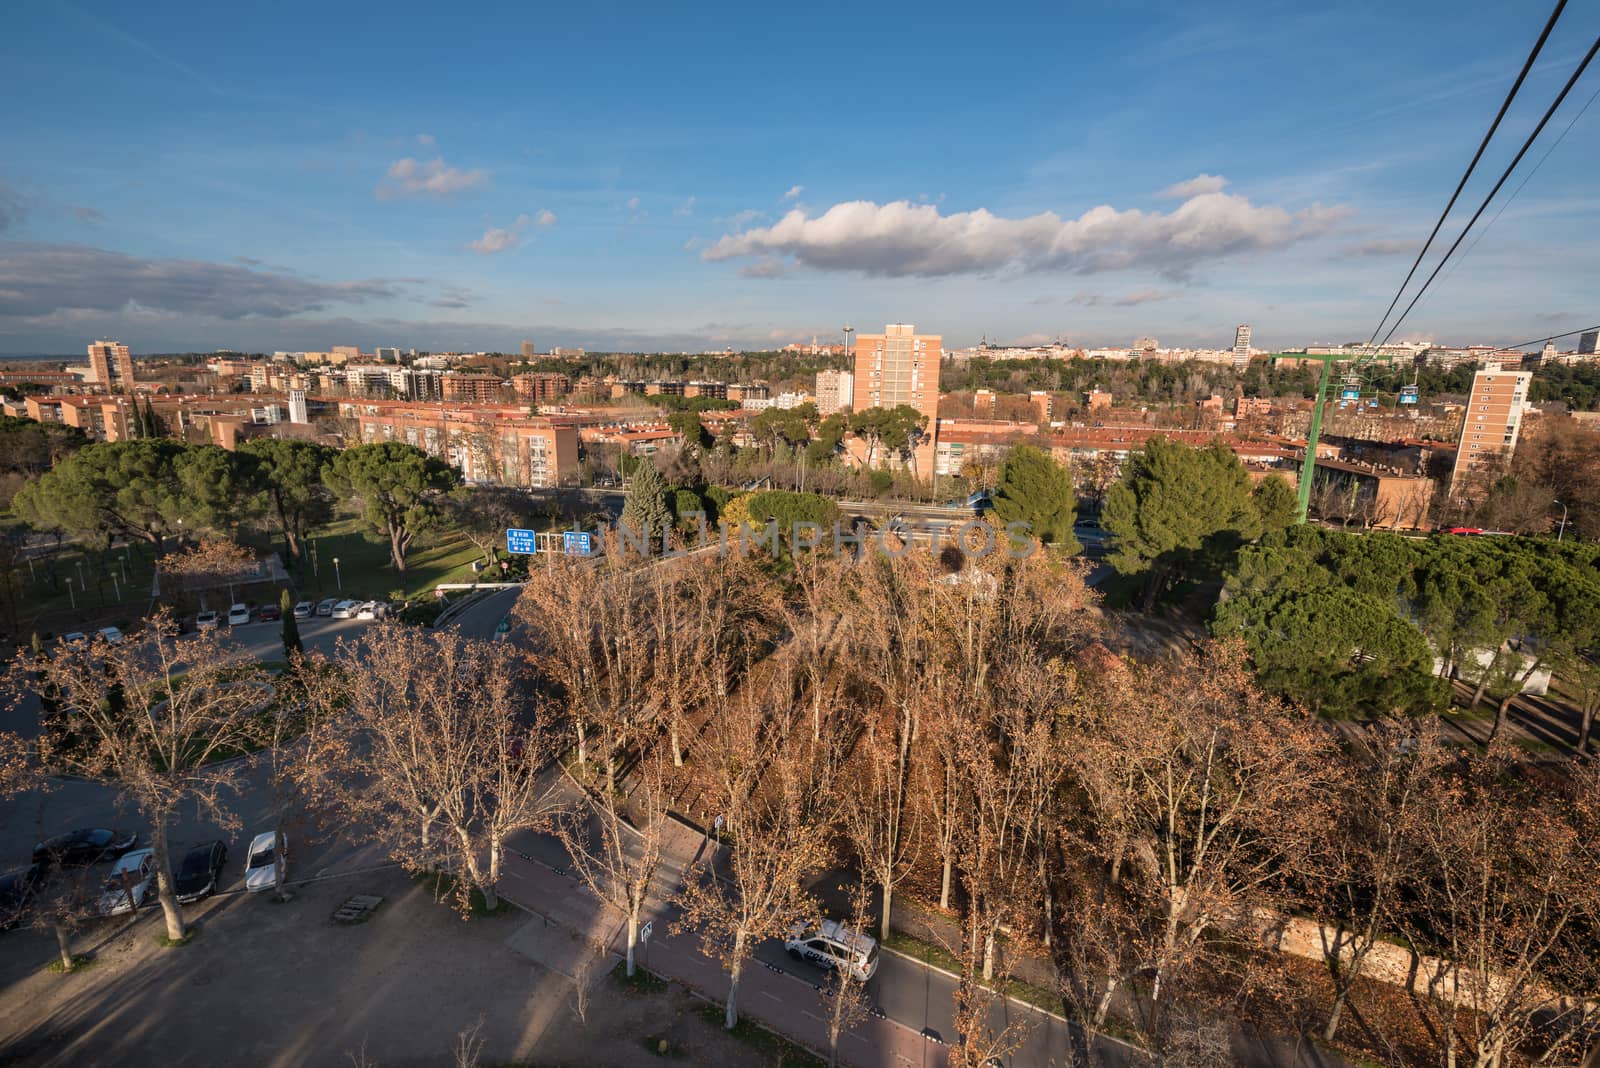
562, 531, 593, 556
506, 528, 538, 554
1339, 388, 1361, 400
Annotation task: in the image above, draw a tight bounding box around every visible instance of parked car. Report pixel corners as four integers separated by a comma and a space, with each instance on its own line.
784, 918, 880, 981
227, 603, 250, 626
0, 864, 46, 930
196, 610, 219, 632
293, 601, 314, 620
244, 831, 285, 893
355, 601, 378, 620
61, 632, 88, 647
330, 600, 358, 620
315, 597, 338, 617
96, 626, 124, 644
173, 840, 229, 904
258, 603, 281, 622
96, 848, 158, 916
33, 828, 138, 866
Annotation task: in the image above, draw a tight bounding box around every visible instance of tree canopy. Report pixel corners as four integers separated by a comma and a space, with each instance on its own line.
989, 444, 1080, 552
620, 457, 672, 537
12, 440, 190, 549
1102, 436, 1264, 608
322, 442, 459, 574
240, 438, 336, 562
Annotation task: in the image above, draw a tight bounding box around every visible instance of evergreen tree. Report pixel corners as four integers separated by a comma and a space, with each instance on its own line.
1103, 436, 1261, 610
620, 458, 672, 538
990, 444, 1081, 552
280, 589, 301, 659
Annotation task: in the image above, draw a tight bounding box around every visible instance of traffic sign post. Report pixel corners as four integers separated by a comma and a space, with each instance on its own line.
506, 528, 538, 554
562, 530, 594, 556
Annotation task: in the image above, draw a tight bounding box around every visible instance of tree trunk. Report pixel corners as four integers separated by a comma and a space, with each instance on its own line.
389, 524, 408, 574
149, 821, 185, 941
1488, 693, 1516, 745
1579, 701, 1596, 756
626, 912, 638, 977
53, 923, 74, 972
939, 852, 953, 911
880, 883, 893, 943
273, 826, 289, 901
982, 929, 996, 982
670, 721, 683, 768
725, 936, 747, 1029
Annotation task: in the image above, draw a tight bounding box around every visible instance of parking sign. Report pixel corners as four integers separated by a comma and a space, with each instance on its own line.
506, 528, 538, 554
562, 531, 593, 555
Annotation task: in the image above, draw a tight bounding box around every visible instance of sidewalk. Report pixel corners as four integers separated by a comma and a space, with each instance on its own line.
498, 838, 947, 1068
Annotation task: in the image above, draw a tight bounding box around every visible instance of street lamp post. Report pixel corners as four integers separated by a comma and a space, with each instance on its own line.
1555, 500, 1569, 542
64, 577, 75, 612
110, 568, 120, 602
333, 556, 342, 591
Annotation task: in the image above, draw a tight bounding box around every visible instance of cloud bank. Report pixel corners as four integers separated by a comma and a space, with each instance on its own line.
0, 242, 430, 321
704, 184, 1348, 279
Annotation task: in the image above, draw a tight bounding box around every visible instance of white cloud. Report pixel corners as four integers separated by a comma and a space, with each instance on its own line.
625, 196, 641, 211
469, 215, 526, 254
416, 133, 436, 147
377, 156, 488, 199
534, 209, 557, 227
739, 258, 788, 280
1158, 174, 1229, 199
723, 209, 767, 227
782, 185, 804, 200
703, 188, 1350, 279
674, 196, 697, 217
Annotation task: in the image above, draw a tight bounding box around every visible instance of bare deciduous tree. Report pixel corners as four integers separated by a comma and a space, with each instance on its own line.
13, 615, 268, 940
674, 688, 829, 1030
313, 624, 565, 913
1400, 745, 1600, 1068
556, 755, 669, 977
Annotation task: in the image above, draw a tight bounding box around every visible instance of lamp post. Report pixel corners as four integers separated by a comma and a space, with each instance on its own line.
65, 577, 75, 612
333, 556, 342, 591
1555, 500, 1569, 542
110, 568, 120, 602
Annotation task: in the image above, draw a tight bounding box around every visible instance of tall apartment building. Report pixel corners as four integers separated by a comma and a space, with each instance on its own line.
520, 340, 537, 358
814, 369, 854, 414
512, 372, 571, 403
87, 340, 136, 393
1580, 330, 1599, 356
1233, 324, 1252, 361
288, 389, 309, 424
1450, 364, 1532, 495
852, 323, 942, 474
441, 372, 506, 403
351, 404, 579, 487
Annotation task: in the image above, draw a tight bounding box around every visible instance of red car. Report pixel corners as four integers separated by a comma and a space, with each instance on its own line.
257, 603, 282, 622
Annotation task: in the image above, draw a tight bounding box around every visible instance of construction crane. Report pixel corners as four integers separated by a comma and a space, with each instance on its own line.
1267, 352, 1396, 524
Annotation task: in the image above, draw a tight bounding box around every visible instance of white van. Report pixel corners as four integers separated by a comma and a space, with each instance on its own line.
784, 918, 880, 981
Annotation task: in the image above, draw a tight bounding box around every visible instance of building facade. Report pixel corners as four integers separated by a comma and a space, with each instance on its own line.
1580, 330, 1599, 356
1449, 364, 1532, 494
1233, 324, 1252, 362
441, 373, 506, 403
87, 340, 136, 393
852, 323, 941, 474
814, 369, 854, 413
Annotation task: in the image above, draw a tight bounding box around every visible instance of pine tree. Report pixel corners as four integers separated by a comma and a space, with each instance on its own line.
620, 458, 672, 540
990, 444, 1081, 552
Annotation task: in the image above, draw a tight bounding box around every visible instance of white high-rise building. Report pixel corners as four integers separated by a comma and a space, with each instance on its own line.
1233, 324, 1252, 360
815, 369, 855, 413
288, 389, 308, 424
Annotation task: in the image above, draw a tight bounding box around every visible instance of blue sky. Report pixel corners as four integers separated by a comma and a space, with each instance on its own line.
1, 0, 1597, 354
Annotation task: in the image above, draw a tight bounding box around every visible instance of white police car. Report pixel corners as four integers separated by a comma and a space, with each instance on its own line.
784, 918, 880, 981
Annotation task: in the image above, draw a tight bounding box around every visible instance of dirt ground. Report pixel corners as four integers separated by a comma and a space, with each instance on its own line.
0, 867, 765, 1067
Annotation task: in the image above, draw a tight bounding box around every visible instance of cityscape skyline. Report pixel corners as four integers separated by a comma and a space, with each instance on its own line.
2, 2, 1597, 354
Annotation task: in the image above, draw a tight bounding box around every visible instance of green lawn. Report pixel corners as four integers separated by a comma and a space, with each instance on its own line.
300, 517, 485, 602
